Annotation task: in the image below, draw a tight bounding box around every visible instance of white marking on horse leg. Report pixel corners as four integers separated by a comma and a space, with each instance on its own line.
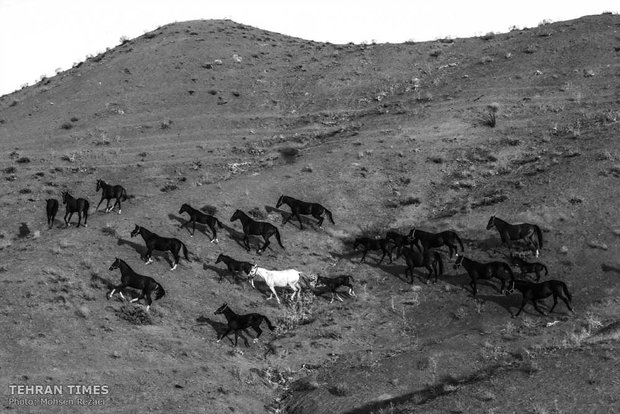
535, 250, 539, 258
253, 338, 258, 344
146, 257, 153, 264
171, 263, 177, 271
337, 294, 343, 302
118, 210, 121, 215
214, 238, 219, 244
216, 339, 221, 343
145, 305, 150, 312
119, 292, 126, 300
130, 298, 139, 303
108, 289, 115, 298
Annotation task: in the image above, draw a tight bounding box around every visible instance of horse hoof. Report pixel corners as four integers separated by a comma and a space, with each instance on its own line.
118, 210, 121, 215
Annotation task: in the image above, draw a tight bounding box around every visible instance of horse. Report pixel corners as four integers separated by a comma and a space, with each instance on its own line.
486, 216, 543, 257
275, 195, 335, 229
61, 191, 89, 228
353, 237, 394, 264
95, 179, 129, 214
397, 245, 444, 284
230, 210, 285, 254
314, 275, 356, 303
406, 228, 464, 258
107, 257, 165, 312
130, 225, 190, 270
214, 253, 254, 283
453, 253, 515, 296
214, 303, 275, 347
46, 199, 59, 229
179, 203, 223, 242
386, 230, 415, 250
248, 265, 303, 304
504, 279, 574, 317
511, 255, 548, 282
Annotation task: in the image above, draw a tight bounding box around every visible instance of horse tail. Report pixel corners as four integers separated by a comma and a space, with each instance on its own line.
434, 251, 444, 276
121, 188, 129, 201
534, 225, 543, 249
263, 315, 276, 331
216, 218, 223, 228
561, 282, 572, 302
83, 200, 90, 219
325, 208, 335, 225
454, 233, 464, 252
181, 242, 190, 261
274, 227, 285, 250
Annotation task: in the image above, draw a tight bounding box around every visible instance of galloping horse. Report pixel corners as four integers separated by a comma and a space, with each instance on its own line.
353, 237, 394, 264
248, 265, 303, 303
406, 228, 464, 258
46, 199, 59, 229
453, 253, 514, 296
230, 210, 285, 254
487, 216, 543, 257
130, 225, 190, 270
504, 279, 574, 317
314, 275, 356, 303
61, 191, 89, 228
107, 258, 166, 312
179, 203, 223, 242
95, 179, 129, 214
214, 303, 276, 347
275, 195, 335, 229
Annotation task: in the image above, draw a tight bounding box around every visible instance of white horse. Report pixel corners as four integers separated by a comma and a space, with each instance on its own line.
248, 265, 306, 303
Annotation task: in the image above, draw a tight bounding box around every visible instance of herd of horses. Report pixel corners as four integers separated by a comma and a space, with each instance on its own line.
44, 179, 575, 346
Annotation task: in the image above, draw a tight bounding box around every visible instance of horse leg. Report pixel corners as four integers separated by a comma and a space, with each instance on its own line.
76, 212, 82, 228
170, 250, 179, 271
533, 300, 547, 316
217, 328, 232, 343
105, 199, 112, 213
377, 250, 386, 265
470, 279, 478, 296
329, 292, 334, 304
336, 292, 343, 302
360, 248, 368, 263
316, 214, 324, 228
258, 237, 271, 255
210, 224, 218, 243
145, 248, 154, 265
535, 269, 541, 282
514, 298, 528, 317
295, 213, 304, 230
95, 197, 105, 212
281, 213, 291, 226
269, 286, 280, 304
243, 235, 251, 252
252, 325, 263, 343
66, 212, 73, 227
549, 294, 558, 313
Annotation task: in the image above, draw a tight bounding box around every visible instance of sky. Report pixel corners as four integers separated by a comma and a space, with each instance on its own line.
0, 0, 618, 97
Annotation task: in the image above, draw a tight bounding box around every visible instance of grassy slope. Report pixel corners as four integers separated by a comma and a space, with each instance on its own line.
0, 14, 619, 414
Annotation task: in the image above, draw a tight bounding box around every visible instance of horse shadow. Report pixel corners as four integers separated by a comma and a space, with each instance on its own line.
196, 315, 252, 346
116, 238, 173, 267
476, 293, 522, 316
90, 273, 114, 290
202, 263, 247, 287
264, 205, 317, 230
168, 213, 217, 239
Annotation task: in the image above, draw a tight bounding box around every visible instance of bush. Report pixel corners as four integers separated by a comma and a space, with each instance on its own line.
481, 103, 500, 127
115, 303, 152, 325
16, 157, 30, 164
60, 122, 73, 130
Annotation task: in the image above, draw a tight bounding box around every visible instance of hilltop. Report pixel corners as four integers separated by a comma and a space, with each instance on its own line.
0, 14, 619, 413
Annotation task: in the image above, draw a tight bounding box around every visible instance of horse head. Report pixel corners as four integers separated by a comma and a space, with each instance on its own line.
275, 195, 284, 208
215, 254, 224, 263
214, 303, 228, 315
230, 210, 242, 222
109, 257, 121, 271
96, 179, 102, 192
130, 225, 140, 238
61, 191, 69, 204
179, 204, 189, 215
486, 216, 496, 230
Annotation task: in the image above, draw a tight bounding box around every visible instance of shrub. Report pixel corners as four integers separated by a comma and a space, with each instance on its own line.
429, 49, 442, 57
481, 103, 500, 127
115, 303, 152, 325
16, 157, 30, 164
279, 146, 299, 164
160, 120, 173, 129
3, 167, 16, 174
70, 117, 79, 122
60, 122, 73, 130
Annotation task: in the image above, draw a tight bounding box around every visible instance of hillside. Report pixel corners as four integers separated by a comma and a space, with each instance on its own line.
0, 14, 619, 414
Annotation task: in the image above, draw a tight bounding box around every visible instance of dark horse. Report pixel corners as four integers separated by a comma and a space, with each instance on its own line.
453, 253, 515, 296
406, 227, 464, 258
487, 216, 543, 257
504, 279, 574, 317
315, 275, 356, 303
130, 225, 190, 270
107, 257, 166, 312
511, 255, 548, 282
46, 199, 59, 229
214, 303, 275, 347
179, 203, 223, 242
96, 179, 129, 214
230, 210, 285, 254
275, 195, 335, 229
353, 237, 393, 264
397, 245, 444, 284
61, 191, 89, 228
214, 253, 254, 283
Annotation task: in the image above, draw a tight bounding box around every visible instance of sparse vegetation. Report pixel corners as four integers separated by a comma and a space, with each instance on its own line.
481, 102, 500, 127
